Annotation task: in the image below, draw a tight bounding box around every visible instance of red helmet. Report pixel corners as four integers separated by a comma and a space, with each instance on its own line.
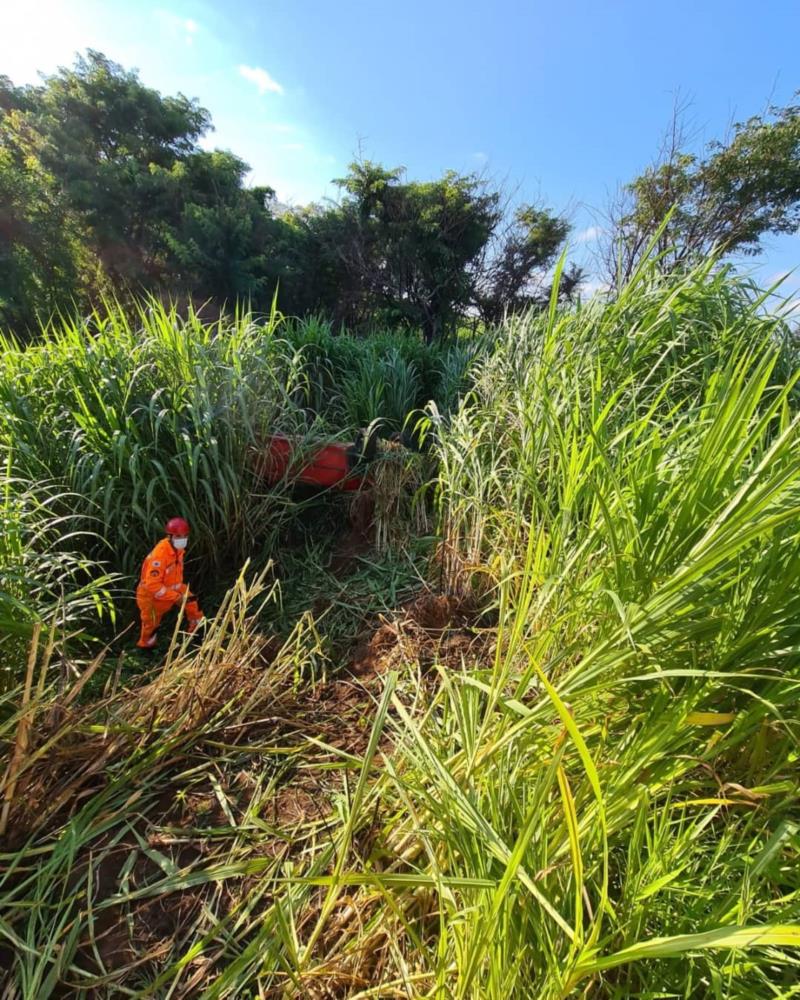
165, 516, 190, 536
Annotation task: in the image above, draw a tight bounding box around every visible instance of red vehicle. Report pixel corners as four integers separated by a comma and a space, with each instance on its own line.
254, 430, 378, 492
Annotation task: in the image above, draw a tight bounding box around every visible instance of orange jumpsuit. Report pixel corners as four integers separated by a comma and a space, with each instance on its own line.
136, 537, 203, 648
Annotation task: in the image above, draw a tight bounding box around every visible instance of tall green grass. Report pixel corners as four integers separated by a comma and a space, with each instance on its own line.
284, 314, 480, 429
372, 259, 800, 995
0, 302, 307, 584
0, 301, 470, 687
0, 470, 116, 689
0, 305, 469, 589
1, 262, 799, 996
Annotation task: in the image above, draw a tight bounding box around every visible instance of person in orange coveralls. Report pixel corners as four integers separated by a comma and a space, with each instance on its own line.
136, 517, 204, 649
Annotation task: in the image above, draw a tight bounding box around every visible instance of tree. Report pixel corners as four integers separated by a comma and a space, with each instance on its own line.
316, 162, 578, 338
156, 151, 278, 302
603, 97, 800, 286
0, 76, 97, 332
30, 50, 211, 286
312, 161, 501, 340
0, 52, 287, 326
0, 51, 216, 324
274, 203, 355, 319
472, 205, 572, 324
1, 52, 578, 336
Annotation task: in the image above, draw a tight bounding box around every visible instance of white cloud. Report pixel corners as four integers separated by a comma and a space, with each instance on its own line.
154, 10, 200, 46
575, 225, 603, 244
266, 122, 296, 133
471, 151, 488, 164
281, 142, 305, 151
239, 64, 284, 96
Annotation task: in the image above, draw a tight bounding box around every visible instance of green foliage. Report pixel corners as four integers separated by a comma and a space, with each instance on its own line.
283, 315, 480, 429
0, 302, 304, 586
0, 304, 469, 613
1, 52, 575, 339
7, 52, 800, 345
610, 96, 800, 282
25, 51, 211, 287
0, 53, 287, 330
6, 44, 800, 998
0, 471, 116, 688
399, 258, 800, 995
0, 82, 96, 332
474, 205, 573, 324
325, 160, 503, 340
157, 151, 278, 302
0, 301, 467, 695
1, 264, 800, 996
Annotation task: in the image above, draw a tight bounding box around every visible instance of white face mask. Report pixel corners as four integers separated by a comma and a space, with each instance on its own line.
172, 536, 188, 550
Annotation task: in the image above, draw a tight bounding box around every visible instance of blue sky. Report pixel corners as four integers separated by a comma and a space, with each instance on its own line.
1, 0, 799, 296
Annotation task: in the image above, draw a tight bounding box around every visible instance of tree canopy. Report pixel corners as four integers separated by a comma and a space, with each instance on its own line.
604, 97, 800, 285
0, 51, 576, 337
4, 52, 800, 336
322, 162, 502, 340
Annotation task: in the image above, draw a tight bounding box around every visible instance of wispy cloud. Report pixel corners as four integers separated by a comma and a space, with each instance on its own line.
239, 65, 284, 96
281, 142, 305, 151
575, 225, 603, 244
266, 122, 296, 134
155, 10, 200, 45
184, 18, 199, 43
471, 151, 488, 164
